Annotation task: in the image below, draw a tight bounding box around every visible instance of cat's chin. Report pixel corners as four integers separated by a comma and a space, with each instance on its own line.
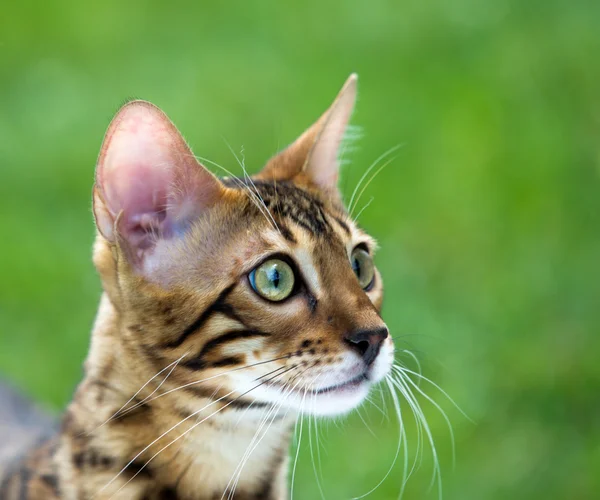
303, 379, 372, 416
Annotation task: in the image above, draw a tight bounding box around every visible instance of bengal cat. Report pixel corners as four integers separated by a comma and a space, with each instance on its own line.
0, 74, 398, 499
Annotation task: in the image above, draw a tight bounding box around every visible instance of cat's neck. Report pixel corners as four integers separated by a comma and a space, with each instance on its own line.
9, 294, 293, 500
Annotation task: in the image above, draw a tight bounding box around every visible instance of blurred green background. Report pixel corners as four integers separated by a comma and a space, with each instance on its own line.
1, 0, 599, 498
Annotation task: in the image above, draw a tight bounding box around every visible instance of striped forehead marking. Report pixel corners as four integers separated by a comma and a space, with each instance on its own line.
224, 178, 335, 236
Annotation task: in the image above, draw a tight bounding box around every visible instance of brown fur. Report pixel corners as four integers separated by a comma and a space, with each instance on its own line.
0, 75, 393, 499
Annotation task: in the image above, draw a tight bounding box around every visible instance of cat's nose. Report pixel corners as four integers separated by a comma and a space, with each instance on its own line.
344, 327, 389, 366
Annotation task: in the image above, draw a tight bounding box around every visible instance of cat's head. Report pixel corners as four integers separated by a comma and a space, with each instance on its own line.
92, 74, 394, 417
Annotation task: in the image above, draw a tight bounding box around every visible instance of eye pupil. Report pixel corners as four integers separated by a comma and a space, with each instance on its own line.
351, 247, 375, 290
271, 269, 280, 287
352, 257, 361, 277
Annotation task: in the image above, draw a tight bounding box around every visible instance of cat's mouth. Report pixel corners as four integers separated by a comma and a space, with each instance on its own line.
312, 373, 368, 395
254, 366, 375, 416
266, 372, 369, 397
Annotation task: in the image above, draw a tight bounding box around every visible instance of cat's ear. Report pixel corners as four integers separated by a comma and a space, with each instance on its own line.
257, 73, 357, 200
93, 101, 224, 265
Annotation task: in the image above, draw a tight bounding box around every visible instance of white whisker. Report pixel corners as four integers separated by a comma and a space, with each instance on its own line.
225, 402, 280, 500
223, 140, 281, 234
190, 152, 279, 232
350, 154, 398, 217
353, 196, 374, 222
90, 353, 186, 433
309, 388, 326, 500
98, 365, 293, 498
352, 377, 406, 500
290, 388, 307, 500
348, 144, 403, 215
395, 367, 458, 468
390, 371, 442, 498
356, 406, 378, 439
400, 350, 423, 380
116, 357, 290, 418
224, 377, 301, 500
393, 371, 425, 484
395, 365, 472, 422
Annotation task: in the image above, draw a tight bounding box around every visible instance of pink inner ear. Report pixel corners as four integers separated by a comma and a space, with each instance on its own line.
98, 106, 177, 247
95, 101, 222, 254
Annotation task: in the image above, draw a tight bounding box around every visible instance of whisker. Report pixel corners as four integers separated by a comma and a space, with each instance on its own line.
390, 371, 442, 498
115, 355, 290, 418
313, 408, 325, 486
356, 406, 378, 439
394, 365, 472, 422
223, 140, 281, 234
189, 152, 278, 233
352, 377, 406, 500
224, 376, 302, 500
348, 144, 403, 216
290, 388, 307, 500
392, 372, 425, 487
364, 393, 383, 419
232, 395, 265, 428
88, 353, 186, 434
225, 400, 280, 500
228, 362, 304, 429
308, 384, 326, 500
98, 364, 294, 498
400, 350, 423, 379
353, 196, 374, 222
395, 367, 458, 468
350, 154, 398, 217
141, 367, 296, 500
374, 384, 390, 424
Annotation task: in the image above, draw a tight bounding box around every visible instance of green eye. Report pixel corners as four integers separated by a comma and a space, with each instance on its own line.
351, 247, 375, 290
249, 259, 295, 302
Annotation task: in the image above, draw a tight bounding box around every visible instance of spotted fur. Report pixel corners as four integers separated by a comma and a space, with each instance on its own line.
0, 74, 394, 499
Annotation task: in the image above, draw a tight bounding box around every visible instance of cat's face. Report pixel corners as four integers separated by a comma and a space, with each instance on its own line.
92, 74, 394, 417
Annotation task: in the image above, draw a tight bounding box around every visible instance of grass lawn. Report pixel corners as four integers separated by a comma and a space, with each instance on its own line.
1, 1, 599, 498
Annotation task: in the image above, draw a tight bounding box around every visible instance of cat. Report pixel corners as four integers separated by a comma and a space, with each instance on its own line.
0, 74, 395, 499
